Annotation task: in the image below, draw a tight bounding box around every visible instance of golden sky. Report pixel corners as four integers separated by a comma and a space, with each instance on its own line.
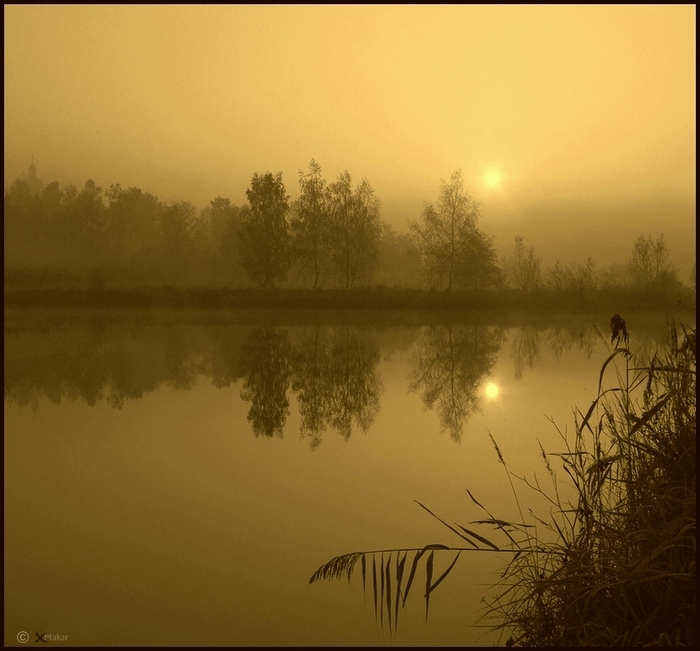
4, 5, 696, 268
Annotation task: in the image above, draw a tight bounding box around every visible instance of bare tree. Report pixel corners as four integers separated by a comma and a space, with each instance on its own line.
545, 260, 574, 292
628, 233, 679, 291
507, 235, 542, 291
575, 256, 597, 291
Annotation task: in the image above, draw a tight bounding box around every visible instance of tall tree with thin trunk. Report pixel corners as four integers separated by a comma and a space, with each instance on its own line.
291, 160, 331, 288
327, 171, 382, 288
409, 170, 482, 290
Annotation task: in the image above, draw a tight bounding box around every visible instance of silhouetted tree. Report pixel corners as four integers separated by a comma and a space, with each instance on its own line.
545, 260, 575, 292
106, 184, 161, 258
4, 178, 35, 247
574, 256, 597, 291
75, 179, 107, 251
327, 171, 382, 288
291, 160, 332, 288
507, 235, 542, 291
38, 181, 64, 243
457, 227, 502, 292
4, 169, 55, 256
157, 200, 200, 281
628, 234, 679, 291
409, 170, 483, 291
239, 172, 291, 287
201, 196, 244, 283
598, 262, 631, 289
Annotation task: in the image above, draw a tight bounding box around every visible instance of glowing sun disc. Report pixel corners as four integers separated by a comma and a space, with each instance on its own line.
486, 382, 499, 398
484, 168, 502, 189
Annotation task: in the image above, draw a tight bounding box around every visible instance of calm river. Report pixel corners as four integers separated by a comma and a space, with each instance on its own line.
4, 308, 691, 646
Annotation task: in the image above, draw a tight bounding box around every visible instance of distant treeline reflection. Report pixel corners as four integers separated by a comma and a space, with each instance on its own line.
4, 317, 668, 446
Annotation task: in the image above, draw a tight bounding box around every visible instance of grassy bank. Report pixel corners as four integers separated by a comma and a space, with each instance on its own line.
4, 285, 695, 314
310, 319, 696, 646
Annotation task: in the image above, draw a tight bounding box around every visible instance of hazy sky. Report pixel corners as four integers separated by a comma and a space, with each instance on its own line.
4, 5, 696, 270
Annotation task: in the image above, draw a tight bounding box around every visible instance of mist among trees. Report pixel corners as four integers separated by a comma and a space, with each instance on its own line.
4, 161, 691, 301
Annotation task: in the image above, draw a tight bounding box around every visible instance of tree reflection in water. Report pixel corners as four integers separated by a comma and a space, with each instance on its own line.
238, 325, 382, 447
511, 325, 542, 380
290, 326, 382, 448
324, 326, 382, 443
290, 327, 332, 449
409, 324, 503, 442
511, 324, 600, 380
544, 326, 597, 361
240, 327, 292, 438
5, 316, 681, 443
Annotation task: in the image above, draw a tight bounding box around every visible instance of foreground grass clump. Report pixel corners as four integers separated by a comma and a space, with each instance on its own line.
486, 319, 696, 647
310, 318, 696, 646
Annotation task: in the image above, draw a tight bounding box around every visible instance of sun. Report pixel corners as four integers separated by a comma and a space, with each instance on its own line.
483, 168, 502, 189
485, 382, 499, 398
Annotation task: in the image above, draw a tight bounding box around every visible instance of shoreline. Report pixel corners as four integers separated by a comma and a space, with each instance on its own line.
4, 286, 695, 313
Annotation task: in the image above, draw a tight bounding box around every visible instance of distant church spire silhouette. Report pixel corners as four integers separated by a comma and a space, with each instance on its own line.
24, 156, 44, 196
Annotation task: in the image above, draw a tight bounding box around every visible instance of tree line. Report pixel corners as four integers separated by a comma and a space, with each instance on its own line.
4, 161, 687, 293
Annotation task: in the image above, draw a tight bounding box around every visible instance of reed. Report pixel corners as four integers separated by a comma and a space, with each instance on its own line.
310, 317, 696, 646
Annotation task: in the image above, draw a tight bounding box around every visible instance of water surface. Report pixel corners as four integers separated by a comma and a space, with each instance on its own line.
4, 309, 688, 646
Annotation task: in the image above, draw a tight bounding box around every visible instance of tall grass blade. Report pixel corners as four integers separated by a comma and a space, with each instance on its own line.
372, 554, 378, 623
425, 550, 434, 623
361, 554, 366, 600
385, 553, 392, 634
415, 500, 478, 547
379, 554, 385, 628
456, 524, 500, 551
466, 488, 486, 510
597, 349, 624, 394
395, 552, 406, 634
427, 551, 462, 595
402, 548, 426, 607
626, 393, 670, 436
